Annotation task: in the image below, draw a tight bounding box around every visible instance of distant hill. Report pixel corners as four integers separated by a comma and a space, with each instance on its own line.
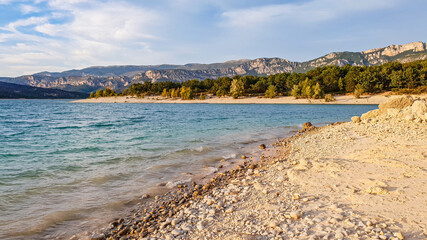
1, 41, 426, 93
0, 81, 88, 99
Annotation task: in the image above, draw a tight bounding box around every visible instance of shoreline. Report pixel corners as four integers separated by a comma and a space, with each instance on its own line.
70, 94, 422, 105
85, 95, 426, 240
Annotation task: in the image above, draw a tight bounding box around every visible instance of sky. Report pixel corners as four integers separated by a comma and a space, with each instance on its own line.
0, 0, 426, 77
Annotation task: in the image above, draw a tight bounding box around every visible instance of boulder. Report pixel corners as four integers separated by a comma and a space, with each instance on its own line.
302, 122, 313, 130
411, 99, 427, 120
361, 109, 380, 120
379, 95, 414, 110
351, 116, 361, 123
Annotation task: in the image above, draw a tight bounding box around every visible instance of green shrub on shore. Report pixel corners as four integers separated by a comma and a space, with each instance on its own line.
324, 94, 336, 102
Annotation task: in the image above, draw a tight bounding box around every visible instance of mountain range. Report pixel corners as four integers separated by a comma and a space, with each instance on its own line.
0, 81, 88, 99
1, 41, 426, 94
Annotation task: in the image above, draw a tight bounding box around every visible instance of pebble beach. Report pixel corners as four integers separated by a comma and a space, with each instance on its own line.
81, 95, 427, 240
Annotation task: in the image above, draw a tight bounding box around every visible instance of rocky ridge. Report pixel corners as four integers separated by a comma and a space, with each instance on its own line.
2, 42, 426, 93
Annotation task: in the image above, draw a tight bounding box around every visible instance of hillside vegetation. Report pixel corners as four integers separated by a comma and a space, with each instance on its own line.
91, 60, 427, 100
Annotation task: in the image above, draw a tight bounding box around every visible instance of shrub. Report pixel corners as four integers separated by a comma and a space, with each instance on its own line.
354, 84, 364, 98
324, 94, 336, 102
200, 93, 206, 100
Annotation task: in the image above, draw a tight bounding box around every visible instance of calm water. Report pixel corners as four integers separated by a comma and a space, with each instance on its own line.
0, 100, 377, 239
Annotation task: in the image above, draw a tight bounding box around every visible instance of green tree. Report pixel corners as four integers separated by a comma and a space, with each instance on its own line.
265, 85, 277, 98
95, 89, 104, 98
180, 86, 193, 100
89, 92, 95, 98
313, 83, 324, 99
291, 85, 301, 98
161, 88, 168, 98
338, 77, 344, 91
230, 79, 244, 99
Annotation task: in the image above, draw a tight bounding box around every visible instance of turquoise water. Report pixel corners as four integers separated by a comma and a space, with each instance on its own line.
0, 100, 377, 239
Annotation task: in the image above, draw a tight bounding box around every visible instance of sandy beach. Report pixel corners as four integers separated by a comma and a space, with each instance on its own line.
82, 95, 427, 240
71, 94, 425, 105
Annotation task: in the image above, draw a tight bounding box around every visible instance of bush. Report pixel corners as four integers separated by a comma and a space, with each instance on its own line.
89, 92, 95, 98
324, 94, 336, 102
265, 85, 277, 98
200, 93, 206, 100
354, 84, 364, 98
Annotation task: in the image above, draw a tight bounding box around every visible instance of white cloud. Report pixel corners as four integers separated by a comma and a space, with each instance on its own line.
20, 4, 41, 14
222, 0, 399, 27
0, 0, 167, 76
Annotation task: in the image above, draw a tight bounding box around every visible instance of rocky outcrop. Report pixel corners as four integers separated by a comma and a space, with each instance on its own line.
359, 95, 427, 123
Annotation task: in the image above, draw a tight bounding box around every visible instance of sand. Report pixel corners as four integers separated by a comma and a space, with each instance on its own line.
87, 96, 427, 240
72, 94, 422, 105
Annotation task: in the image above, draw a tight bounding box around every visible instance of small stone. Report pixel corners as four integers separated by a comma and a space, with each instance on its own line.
394, 232, 404, 240
171, 229, 182, 236
241, 155, 247, 159
290, 211, 302, 220
259, 144, 266, 149
225, 208, 234, 214
197, 222, 205, 231
89, 234, 105, 240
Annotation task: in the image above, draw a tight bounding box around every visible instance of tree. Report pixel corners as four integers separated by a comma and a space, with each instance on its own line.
338, 77, 344, 91
89, 92, 95, 98
291, 85, 301, 98
95, 89, 104, 98
180, 86, 193, 100
230, 79, 245, 99
312, 83, 324, 99
104, 88, 114, 97
265, 85, 277, 98
302, 84, 313, 98
161, 88, 168, 98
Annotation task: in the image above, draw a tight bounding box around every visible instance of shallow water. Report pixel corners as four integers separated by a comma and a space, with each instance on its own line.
0, 100, 377, 239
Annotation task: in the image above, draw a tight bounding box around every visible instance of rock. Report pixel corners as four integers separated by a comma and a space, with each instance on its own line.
302, 122, 314, 131
241, 155, 247, 159
259, 144, 266, 149
253, 182, 263, 191
367, 186, 389, 195
290, 211, 302, 220
171, 229, 182, 236
351, 116, 361, 123
89, 234, 105, 240
225, 208, 234, 213
196, 221, 205, 231
411, 99, 427, 119
379, 95, 414, 110
361, 109, 380, 120
394, 232, 404, 239
248, 164, 257, 169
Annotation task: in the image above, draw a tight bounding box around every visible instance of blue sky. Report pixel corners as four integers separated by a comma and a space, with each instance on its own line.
0, 0, 426, 77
